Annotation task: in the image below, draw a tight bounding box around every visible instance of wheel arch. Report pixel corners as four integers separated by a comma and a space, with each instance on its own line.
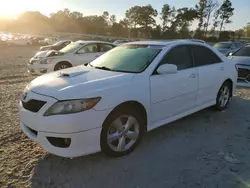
54, 61, 73, 71
102, 101, 148, 132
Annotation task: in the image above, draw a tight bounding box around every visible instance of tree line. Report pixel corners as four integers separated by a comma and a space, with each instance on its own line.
0, 0, 249, 41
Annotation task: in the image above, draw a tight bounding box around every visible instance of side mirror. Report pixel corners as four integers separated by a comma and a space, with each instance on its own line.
157, 64, 177, 74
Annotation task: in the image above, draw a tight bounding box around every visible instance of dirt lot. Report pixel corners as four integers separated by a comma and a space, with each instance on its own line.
0, 45, 250, 188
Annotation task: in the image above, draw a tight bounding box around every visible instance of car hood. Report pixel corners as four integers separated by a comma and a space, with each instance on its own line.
34, 50, 51, 58
230, 56, 250, 65
27, 66, 135, 100
34, 50, 64, 58
40, 45, 53, 50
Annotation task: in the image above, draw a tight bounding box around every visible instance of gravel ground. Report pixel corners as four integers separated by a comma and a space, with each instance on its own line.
0, 45, 250, 188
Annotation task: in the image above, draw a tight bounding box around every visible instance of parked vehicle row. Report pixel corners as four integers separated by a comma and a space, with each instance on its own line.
28, 40, 116, 74
213, 41, 244, 56
20, 40, 237, 158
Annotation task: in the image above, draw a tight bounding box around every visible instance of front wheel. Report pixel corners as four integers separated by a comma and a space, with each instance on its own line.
54, 62, 72, 71
101, 108, 144, 157
215, 82, 231, 110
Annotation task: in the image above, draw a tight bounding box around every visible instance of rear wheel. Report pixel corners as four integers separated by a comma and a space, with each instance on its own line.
101, 108, 144, 157
54, 62, 72, 71
215, 81, 231, 110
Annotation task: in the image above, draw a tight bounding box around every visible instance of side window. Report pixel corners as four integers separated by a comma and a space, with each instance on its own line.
99, 44, 114, 52
77, 44, 98, 54
159, 45, 193, 71
190, 45, 222, 67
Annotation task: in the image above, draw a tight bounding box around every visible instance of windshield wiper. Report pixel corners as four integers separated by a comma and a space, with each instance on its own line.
94, 66, 113, 71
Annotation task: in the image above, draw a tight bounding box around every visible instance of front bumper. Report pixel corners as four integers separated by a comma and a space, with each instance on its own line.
19, 91, 112, 157
20, 122, 102, 158
27, 62, 54, 75
236, 64, 250, 87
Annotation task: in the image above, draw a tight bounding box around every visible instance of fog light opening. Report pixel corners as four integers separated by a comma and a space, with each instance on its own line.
46, 137, 71, 148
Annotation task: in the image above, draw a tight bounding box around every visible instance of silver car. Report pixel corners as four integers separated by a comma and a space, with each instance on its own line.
214, 41, 243, 56
228, 45, 250, 86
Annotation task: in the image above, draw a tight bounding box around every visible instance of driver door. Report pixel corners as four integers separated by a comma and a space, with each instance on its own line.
150, 45, 198, 124
74, 43, 102, 65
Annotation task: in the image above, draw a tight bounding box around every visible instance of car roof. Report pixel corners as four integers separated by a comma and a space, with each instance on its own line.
75, 40, 114, 45
125, 40, 207, 47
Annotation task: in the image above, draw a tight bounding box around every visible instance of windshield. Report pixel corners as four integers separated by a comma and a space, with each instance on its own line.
90, 44, 162, 73
59, 42, 82, 54
214, 43, 231, 49
233, 46, 250, 57
53, 41, 65, 46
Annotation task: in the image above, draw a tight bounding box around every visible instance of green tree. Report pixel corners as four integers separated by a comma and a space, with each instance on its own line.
204, 0, 219, 36
217, 0, 234, 33
160, 4, 175, 32
137, 5, 158, 37
176, 8, 198, 38
195, 0, 208, 32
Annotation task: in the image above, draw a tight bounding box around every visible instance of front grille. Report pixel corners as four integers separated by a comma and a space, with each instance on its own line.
238, 68, 250, 78
22, 99, 47, 113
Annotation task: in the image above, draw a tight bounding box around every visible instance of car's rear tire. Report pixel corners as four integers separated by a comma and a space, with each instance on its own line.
215, 81, 232, 110
54, 62, 72, 71
101, 107, 145, 157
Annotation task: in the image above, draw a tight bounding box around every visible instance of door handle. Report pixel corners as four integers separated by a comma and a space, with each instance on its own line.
189, 74, 197, 78
220, 66, 224, 70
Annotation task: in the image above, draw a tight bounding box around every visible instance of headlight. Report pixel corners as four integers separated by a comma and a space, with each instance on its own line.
40, 58, 54, 64
44, 97, 101, 116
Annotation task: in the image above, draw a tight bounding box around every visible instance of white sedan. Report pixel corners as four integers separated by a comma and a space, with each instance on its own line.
19, 40, 237, 158
27, 41, 116, 75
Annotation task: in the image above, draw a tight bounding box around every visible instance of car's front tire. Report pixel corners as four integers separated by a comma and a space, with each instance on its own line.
54, 62, 72, 71
101, 107, 144, 157
215, 81, 232, 110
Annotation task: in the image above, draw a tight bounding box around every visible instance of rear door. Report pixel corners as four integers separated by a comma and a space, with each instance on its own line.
189, 45, 225, 106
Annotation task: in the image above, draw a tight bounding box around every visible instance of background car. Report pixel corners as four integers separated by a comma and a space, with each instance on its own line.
213, 41, 244, 56
228, 45, 250, 86
40, 40, 72, 51
28, 40, 116, 74
113, 40, 131, 46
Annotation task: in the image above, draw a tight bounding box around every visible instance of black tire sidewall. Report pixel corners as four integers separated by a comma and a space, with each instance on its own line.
54, 62, 71, 71
100, 108, 144, 157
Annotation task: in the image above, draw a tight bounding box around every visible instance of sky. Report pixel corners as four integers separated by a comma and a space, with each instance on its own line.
0, 0, 249, 30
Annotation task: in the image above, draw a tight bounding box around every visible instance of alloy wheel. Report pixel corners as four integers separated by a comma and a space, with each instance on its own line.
107, 115, 140, 152
218, 85, 230, 108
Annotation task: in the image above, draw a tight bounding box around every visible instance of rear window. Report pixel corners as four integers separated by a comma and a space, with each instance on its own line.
190, 45, 222, 66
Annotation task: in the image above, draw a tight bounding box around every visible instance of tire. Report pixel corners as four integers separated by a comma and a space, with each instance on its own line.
215, 81, 232, 110
101, 107, 145, 157
54, 62, 72, 71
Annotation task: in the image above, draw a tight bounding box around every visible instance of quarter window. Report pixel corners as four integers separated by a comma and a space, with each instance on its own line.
159, 45, 193, 70
190, 45, 222, 66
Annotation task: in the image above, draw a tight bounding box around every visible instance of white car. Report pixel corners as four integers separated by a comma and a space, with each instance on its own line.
27, 41, 116, 75
19, 40, 237, 158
